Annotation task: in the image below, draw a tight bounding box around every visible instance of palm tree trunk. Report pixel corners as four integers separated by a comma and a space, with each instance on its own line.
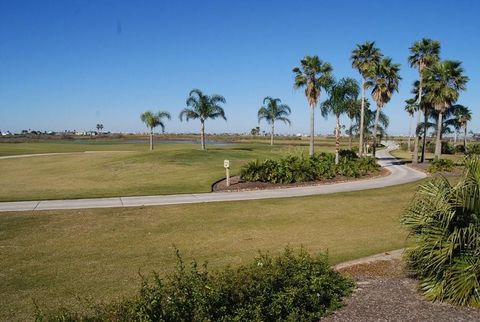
372, 107, 381, 157
412, 111, 421, 164
407, 115, 412, 152
421, 109, 428, 163
200, 120, 205, 150
464, 124, 468, 153
270, 122, 274, 146
359, 78, 366, 156
309, 105, 315, 156
413, 68, 423, 163
149, 129, 153, 151
348, 118, 353, 150
434, 112, 443, 158
335, 115, 340, 164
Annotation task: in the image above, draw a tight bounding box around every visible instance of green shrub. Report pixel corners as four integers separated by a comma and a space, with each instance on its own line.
426, 142, 455, 154
35, 248, 354, 322
240, 153, 378, 184
427, 158, 454, 173
467, 143, 480, 155
399, 142, 413, 152
401, 157, 480, 307
454, 144, 466, 154
338, 149, 358, 159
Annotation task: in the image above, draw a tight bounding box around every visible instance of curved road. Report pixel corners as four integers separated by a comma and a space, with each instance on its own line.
0, 141, 426, 212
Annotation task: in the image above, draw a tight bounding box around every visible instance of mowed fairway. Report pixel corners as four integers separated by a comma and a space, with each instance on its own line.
0, 181, 418, 321
0, 141, 322, 201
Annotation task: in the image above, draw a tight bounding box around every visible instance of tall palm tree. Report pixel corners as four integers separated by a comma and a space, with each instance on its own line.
408, 38, 441, 164
404, 98, 416, 152
351, 41, 383, 156
179, 89, 227, 150
410, 80, 433, 163
293, 55, 333, 156
368, 57, 401, 157
257, 97, 291, 146
452, 104, 472, 151
140, 111, 171, 151
424, 60, 469, 158
321, 77, 359, 163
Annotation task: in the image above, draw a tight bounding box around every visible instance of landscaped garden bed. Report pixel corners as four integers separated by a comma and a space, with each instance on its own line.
214, 150, 385, 191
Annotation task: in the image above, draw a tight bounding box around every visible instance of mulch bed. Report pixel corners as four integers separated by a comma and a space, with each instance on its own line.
212, 168, 390, 192
323, 259, 480, 321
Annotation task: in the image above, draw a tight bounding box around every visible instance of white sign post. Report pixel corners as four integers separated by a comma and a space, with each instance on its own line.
224, 160, 230, 187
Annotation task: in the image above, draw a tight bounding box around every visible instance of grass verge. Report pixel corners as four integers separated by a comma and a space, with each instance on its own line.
0, 181, 421, 321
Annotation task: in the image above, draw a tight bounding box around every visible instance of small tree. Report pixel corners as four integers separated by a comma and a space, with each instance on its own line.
321, 78, 359, 164
96, 123, 104, 133
257, 97, 291, 145
140, 111, 171, 151
179, 89, 227, 150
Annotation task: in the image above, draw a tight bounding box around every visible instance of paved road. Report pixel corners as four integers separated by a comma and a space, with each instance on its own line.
0, 141, 426, 212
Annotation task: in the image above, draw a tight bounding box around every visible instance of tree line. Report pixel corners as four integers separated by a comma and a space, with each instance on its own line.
141, 39, 471, 159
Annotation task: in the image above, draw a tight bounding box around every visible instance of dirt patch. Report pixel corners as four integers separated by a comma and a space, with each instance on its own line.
212, 168, 390, 192
324, 257, 480, 321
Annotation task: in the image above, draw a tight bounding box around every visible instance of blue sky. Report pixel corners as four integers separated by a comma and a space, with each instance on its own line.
0, 0, 479, 135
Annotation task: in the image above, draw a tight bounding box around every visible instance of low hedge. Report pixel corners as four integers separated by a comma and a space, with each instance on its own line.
240, 150, 379, 184
467, 143, 480, 155
35, 248, 354, 322
428, 158, 454, 173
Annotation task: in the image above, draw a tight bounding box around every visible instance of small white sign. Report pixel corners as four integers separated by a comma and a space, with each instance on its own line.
224, 160, 230, 168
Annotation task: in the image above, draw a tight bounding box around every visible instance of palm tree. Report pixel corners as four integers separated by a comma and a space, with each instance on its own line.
408, 39, 440, 163
368, 57, 401, 157
402, 157, 480, 306
321, 78, 359, 163
179, 89, 227, 150
350, 107, 389, 153
417, 107, 456, 141
404, 98, 416, 152
257, 97, 291, 146
424, 60, 469, 158
410, 80, 433, 163
351, 41, 383, 156
140, 111, 171, 151
345, 98, 362, 150
293, 55, 333, 156
452, 105, 472, 151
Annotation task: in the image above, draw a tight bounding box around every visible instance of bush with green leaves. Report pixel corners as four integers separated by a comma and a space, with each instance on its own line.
35, 248, 353, 322
426, 142, 455, 155
427, 158, 454, 173
402, 156, 480, 307
240, 152, 378, 184
467, 143, 480, 155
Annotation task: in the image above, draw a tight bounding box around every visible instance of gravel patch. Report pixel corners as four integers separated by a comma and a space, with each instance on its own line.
323, 259, 480, 321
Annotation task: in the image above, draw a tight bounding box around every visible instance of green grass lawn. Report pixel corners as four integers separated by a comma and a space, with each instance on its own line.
0, 141, 340, 202
0, 181, 420, 321
391, 149, 466, 164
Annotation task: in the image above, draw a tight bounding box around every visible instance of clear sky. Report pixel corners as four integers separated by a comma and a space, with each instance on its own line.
1, 0, 479, 135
